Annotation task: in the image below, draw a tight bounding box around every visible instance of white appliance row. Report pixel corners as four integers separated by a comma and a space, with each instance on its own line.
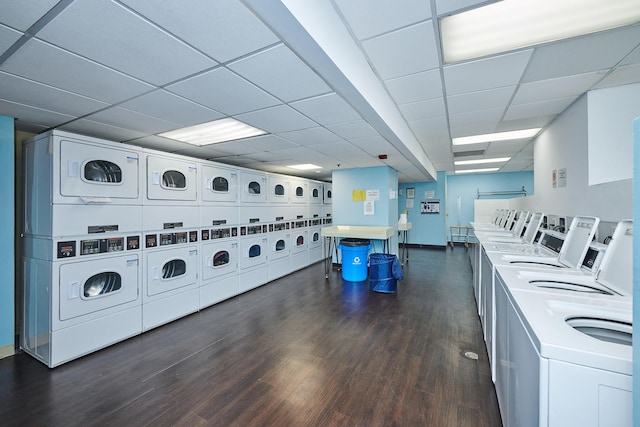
470, 212, 632, 427
21, 129, 333, 368
22, 130, 332, 238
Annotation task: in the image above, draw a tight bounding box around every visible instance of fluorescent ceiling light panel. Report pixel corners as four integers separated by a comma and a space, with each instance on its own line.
441, 0, 640, 63
452, 128, 541, 145
287, 163, 322, 170
454, 157, 511, 166
159, 118, 267, 146
455, 167, 500, 174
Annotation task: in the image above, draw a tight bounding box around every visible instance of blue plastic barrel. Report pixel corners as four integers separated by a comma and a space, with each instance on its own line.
369, 253, 403, 293
338, 238, 371, 282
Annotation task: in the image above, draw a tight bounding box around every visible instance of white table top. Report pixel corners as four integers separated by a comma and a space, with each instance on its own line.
321, 225, 395, 240
398, 222, 412, 231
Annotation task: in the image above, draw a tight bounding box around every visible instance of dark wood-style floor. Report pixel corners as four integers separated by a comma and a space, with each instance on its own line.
0, 247, 501, 426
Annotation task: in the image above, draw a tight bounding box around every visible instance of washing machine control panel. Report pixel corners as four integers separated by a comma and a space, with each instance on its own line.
145, 230, 198, 248
56, 235, 141, 258
241, 224, 265, 236
292, 220, 308, 229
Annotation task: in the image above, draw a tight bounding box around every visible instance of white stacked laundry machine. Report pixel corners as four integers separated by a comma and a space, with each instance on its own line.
22, 130, 332, 367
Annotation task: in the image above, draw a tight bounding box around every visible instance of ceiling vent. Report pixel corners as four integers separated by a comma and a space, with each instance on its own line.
453, 150, 485, 158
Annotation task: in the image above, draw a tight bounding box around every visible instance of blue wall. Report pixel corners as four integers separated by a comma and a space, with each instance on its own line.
398, 171, 447, 246
333, 166, 398, 254
446, 171, 534, 227
0, 115, 14, 353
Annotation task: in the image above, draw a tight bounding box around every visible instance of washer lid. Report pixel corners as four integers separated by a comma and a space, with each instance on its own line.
596, 220, 633, 295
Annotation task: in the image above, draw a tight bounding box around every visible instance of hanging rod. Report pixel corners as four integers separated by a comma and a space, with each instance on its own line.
477, 186, 527, 199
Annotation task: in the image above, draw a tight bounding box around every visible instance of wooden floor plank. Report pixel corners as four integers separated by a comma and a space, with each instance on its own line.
0, 247, 502, 426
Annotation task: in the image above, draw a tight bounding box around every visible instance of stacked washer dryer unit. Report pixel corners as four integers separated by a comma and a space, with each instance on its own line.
238, 169, 269, 293
265, 173, 292, 281
289, 177, 309, 272
199, 162, 240, 309
307, 181, 324, 264
22, 130, 143, 367
142, 149, 199, 331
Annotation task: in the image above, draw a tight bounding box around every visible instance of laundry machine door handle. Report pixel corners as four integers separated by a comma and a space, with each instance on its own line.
68, 281, 80, 299
153, 266, 160, 280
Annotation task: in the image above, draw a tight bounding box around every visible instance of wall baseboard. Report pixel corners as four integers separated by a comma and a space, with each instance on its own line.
0, 343, 14, 359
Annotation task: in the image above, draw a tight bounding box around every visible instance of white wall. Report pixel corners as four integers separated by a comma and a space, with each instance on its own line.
512, 95, 633, 222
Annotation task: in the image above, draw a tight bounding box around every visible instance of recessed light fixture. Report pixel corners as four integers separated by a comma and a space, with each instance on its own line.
452, 128, 541, 146
455, 167, 500, 174
159, 118, 267, 146
454, 157, 511, 166
287, 163, 322, 170
441, 0, 640, 63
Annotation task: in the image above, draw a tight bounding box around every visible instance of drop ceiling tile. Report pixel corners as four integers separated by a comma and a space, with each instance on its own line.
385, 69, 443, 104
449, 107, 504, 129
484, 140, 530, 157
119, 90, 224, 127
124, 135, 193, 151
399, 97, 446, 121
236, 151, 284, 163
290, 93, 361, 125
278, 126, 343, 146
349, 135, 392, 154
0, 71, 109, 116
444, 50, 533, 95
504, 96, 576, 121
434, 0, 491, 16
325, 120, 378, 140
228, 44, 330, 102
206, 155, 257, 166
169, 145, 229, 159
523, 25, 640, 83
0, 24, 22, 54
268, 146, 323, 162
233, 134, 300, 151
335, 0, 431, 40
120, 0, 278, 63
235, 105, 317, 133
495, 116, 556, 132
167, 67, 280, 115
84, 106, 182, 134
362, 21, 439, 80
450, 123, 498, 138
1, 39, 153, 103
513, 72, 602, 105
309, 141, 363, 156
205, 141, 257, 156
0, 98, 75, 127
59, 119, 146, 142
501, 160, 533, 172
37, 0, 216, 85
0, 0, 59, 31
409, 115, 448, 137
447, 86, 516, 115
452, 142, 489, 153
593, 64, 640, 89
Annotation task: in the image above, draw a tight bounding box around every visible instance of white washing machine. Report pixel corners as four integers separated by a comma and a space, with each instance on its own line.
200, 162, 238, 204
309, 181, 323, 204
494, 274, 631, 427
22, 232, 142, 367
238, 224, 269, 293
142, 229, 199, 331
23, 130, 143, 238
323, 183, 332, 204
291, 219, 309, 272
308, 218, 324, 264
267, 220, 292, 281
239, 169, 268, 204
200, 225, 239, 309
144, 149, 198, 205
267, 173, 290, 205
289, 178, 308, 204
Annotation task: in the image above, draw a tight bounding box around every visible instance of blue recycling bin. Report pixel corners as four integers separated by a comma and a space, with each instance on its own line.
369, 253, 403, 293
338, 238, 371, 282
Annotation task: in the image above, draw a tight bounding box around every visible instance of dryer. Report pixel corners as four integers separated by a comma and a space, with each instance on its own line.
200, 225, 239, 309
267, 173, 290, 205
239, 169, 268, 204
144, 149, 198, 205
200, 162, 238, 204
22, 232, 142, 368
267, 220, 292, 281
309, 181, 323, 204
308, 218, 324, 264
238, 224, 269, 293
291, 219, 309, 271
143, 229, 199, 331
289, 178, 308, 204
23, 130, 143, 238
323, 183, 332, 205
